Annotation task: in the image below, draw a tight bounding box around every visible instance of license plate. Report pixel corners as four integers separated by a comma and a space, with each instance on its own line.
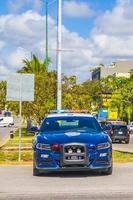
118, 131, 123, 134
71, 156, 78, 160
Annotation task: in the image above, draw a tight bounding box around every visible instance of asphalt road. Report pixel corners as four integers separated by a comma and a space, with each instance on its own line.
0, 127, 11, 147
0, 164, 133, 200
113, 134, 133, 153
0, 117, 19, 147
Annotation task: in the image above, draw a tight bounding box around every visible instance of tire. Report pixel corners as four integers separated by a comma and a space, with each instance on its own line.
112, 139, 115, 143
33, 162, 40, 176
102, 164, 113, 175
125, 138, 129, 144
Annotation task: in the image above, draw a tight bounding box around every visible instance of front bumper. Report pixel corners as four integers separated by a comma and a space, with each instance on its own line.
111, 135, 128, 141
34, 144, 112, 172
36, 165, 111, 173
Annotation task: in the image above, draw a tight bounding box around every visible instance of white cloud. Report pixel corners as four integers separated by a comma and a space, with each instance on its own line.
6, 47, 30, 70
1, 0, 133, 82
0, 10, 93, 82
0, 41, 5, 50
89, 0, 133, 62
93, 0, 133, 36
0, 65, 11, 80
1, 11, 44, 44
63, 0, 94, 18
7, 0, 42, 13
0, 65, 10, 75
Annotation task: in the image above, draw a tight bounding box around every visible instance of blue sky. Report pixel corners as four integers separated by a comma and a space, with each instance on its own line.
0, 0, 133, 82
0, 0, 116, 38
62, 0, 116, 38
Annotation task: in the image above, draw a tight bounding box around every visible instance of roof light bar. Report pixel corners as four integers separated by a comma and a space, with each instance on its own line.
49, 109, 89, 114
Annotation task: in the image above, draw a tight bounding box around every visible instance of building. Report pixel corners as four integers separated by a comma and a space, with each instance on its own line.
92, 60, 133, 80
91, 67, 101, 80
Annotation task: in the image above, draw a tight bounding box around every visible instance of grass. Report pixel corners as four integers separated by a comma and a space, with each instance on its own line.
113, 151, 133, 163
0, 128, 33, 164
3, 128, 33, 148
0, 151, 33, 164
0, 128, 133, 164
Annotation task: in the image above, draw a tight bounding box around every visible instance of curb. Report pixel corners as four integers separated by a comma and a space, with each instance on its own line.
0, 147, 32, 151
113, 147, 133, 154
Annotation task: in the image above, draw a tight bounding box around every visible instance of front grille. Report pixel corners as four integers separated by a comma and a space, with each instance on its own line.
61, 143, 88, 166
64, 144, 85, 154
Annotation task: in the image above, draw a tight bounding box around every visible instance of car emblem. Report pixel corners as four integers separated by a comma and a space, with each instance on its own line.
65, 132, 80, 137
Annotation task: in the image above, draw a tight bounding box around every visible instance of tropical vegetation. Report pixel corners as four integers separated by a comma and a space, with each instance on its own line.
0, 55, 133, 123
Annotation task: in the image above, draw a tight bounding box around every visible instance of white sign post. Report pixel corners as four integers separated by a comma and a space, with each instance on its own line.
6, 74, 34, 161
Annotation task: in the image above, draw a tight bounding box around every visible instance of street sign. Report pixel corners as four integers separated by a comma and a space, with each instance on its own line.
6, 74, 34, 101
108, 111, 118, 120
98, 109, 108, 121
6, 73, 34, 162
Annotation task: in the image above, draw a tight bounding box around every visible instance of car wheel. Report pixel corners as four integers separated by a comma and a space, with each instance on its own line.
33, 162, 40, 176
112, 139, 115, 143
102, 164, 113, 175
125, 138, 129, 144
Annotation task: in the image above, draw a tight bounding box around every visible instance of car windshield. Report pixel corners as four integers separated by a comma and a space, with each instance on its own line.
40, 116, 102, 133
4, 112, 11, 117
112, 125, 127, 130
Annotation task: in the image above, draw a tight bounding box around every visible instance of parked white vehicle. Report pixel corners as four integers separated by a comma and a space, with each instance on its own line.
128, 122, 133, 133
0, 117, 14, 127
0, 112, 14, 127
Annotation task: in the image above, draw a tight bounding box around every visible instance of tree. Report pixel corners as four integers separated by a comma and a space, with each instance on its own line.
17, 55, 56, 123
18, 54, 51, 74
129, 69, 133, 78
102, 75, 133, 121
1, 57, 132, 123
62, 77, 102, 111
0, 81, 6, 109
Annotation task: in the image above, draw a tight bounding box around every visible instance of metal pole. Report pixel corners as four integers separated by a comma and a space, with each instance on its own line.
18, 75, 22, 162
45, 0, 48, 70
18, 100, 22, 162
57, 0, 62, 110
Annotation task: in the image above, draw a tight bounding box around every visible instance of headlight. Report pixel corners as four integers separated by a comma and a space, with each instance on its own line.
36, 143, 51, 150
97, 142, 111, 150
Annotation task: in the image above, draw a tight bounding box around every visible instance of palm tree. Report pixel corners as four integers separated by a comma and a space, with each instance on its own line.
18, 54, 51, 74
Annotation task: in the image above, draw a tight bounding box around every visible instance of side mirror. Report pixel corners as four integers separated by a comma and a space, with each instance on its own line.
102, 125, 111, 132
28, 126, 38, 134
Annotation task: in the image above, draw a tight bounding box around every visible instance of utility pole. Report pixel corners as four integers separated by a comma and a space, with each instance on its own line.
45, 0, 48, 70
57, 0, 62, 110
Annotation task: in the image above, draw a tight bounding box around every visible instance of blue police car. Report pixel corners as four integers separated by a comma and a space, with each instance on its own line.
32, 111, 112, 176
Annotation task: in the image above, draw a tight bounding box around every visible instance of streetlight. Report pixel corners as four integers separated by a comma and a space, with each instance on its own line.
57, 0, 62, 110
41, 0, 56, 70
45, 0, 48, 71
41, 0, 62, 110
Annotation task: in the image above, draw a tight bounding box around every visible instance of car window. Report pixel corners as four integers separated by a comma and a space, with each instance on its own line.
4, 112, 11, 117
40, 116, 102, 133
113, 125, 127, 130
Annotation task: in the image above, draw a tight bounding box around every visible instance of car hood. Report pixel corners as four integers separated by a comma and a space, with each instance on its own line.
37, 130, 109, 145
